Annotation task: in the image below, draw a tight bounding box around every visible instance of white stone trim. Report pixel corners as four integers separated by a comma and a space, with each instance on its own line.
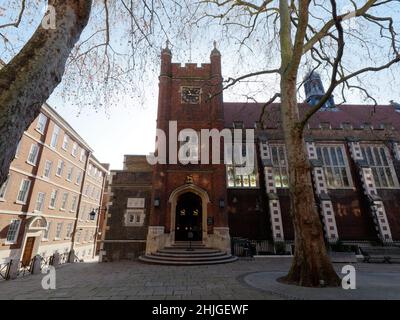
259, 141, 270, 161
320, 200, 339, 242
393, 142, 400, 161
306, 142, 318, 160
0, 210, 77, 220
372, 201, 393, 242
312, 167, 328, 194
10, 166, 81, 196
268, 200, 284, 241
264, 167, 276, 193
348, 141, 363, 161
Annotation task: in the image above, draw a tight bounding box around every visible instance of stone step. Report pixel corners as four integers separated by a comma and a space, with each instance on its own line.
153, 251, 226, 258
148, 253, 233, 261
170, 243, 205, 248
138, 254, 238, 266
158, 248, 221, 255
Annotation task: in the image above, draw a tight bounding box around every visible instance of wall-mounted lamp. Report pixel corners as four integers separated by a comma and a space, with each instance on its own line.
219, 199, 225, 208
89, 209, 97, 221
154, 197, 160, 207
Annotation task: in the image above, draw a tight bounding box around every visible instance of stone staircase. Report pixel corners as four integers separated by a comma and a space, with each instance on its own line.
139, 242, 238, 265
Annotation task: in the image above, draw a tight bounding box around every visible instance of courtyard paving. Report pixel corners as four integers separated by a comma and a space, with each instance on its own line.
0, 257, 399, 300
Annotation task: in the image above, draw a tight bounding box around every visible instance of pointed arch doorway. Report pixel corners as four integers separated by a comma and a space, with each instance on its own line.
169, 184, 210, 244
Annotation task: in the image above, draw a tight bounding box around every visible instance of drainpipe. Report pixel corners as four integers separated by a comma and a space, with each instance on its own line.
92, 169, 108, 259
68, 150, 91, 262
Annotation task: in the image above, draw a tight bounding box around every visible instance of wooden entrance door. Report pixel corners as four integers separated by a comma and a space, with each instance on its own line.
22, 237, 35, 267
175, 192, 202, 241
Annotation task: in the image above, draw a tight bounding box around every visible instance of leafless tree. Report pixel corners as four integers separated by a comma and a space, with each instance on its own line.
1, 0, 400, 287
197, 0, 400, 287
0, 0, 197, 187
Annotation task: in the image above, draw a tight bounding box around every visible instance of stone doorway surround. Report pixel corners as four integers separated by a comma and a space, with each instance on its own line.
169, 183, 210, 244
19, 216, 48, 264
146, 183, 232, 254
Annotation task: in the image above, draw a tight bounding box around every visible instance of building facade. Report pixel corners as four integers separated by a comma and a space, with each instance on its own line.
102, 46, 400, 261
0, 103, 108, 265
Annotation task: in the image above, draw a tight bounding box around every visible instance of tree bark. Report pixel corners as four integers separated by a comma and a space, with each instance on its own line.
275, 0, 340, 288
279, 76, 340, 287
0, 0, 92, 187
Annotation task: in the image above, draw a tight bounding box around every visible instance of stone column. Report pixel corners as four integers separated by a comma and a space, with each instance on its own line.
347, 139, 393, 242
259, 137, 284, 242
306, 141, 339, 243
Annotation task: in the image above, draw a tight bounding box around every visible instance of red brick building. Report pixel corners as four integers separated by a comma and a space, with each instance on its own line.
101, 45, 400, 262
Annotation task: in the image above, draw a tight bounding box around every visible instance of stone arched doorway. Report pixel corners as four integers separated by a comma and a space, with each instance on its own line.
21, 216, 48, 266
175, 192, 202, 241
169, 184, 210, 244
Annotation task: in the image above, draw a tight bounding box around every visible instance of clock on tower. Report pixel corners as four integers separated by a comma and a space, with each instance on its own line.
181, 86, 201, 104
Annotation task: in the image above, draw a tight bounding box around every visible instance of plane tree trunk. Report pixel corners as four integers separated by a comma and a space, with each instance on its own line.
0, 0, 92, 187
277, 0, 340, 287
278, 75, 340, 287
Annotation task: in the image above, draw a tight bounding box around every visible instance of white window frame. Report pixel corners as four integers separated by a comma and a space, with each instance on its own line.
226, 143, 258, 189
0, 175, 10, 201
27, 144, 39, 166
42, 222, 51, 241
62, 134, 69, 150
56, 160, 64, 177
55, 222, 63, 240
76, 170, 82, 185
16, 179, 31, 204
60, 192, 69, 211
125, 209, 146, 226
5, 219, 21, 244
71, 143, 78, 157
361, 144, 400, 189
43, 160, 53, 179
71, 195, 78, 213
50, 125, 60, 148
66, 166, 74, 182
65, 223, 73, 239
80, 149, 85, 162
316, 144, 353, 189
35, 192, 46, 213
49, 189, 58, 209
269, 144, 289, 188
36, 113, 48, 134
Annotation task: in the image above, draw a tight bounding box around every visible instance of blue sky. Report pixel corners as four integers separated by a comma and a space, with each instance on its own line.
1, 1, 400, 169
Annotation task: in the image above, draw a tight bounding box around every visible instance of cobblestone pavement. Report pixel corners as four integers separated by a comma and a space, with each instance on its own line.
0, 257, 399, 300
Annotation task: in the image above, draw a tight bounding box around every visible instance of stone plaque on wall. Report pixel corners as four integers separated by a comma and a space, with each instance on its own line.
127, 198, 145, 208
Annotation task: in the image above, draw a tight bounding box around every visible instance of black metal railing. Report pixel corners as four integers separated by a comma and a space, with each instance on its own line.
0, 251, 80, 281
0, 261, 11, 280
231, 238, 293, 257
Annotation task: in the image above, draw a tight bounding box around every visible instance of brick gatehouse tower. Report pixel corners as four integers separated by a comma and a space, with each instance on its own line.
101, 43, 400, 264
144, 42, 232, 257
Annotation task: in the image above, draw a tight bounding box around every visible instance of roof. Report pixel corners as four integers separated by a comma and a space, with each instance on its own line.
223, 102, 400, 131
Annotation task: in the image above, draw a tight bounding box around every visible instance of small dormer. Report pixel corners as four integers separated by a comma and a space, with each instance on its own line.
319, 122, 331, 130
341, 122, 353, 130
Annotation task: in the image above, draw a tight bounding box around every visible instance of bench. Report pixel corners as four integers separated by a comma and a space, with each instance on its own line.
329, 252, 357, 263
383, 247, 400, 263
360, 246, 400, 263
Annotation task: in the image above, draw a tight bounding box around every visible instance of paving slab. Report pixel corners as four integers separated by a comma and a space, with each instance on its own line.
0, 258, 398, 300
